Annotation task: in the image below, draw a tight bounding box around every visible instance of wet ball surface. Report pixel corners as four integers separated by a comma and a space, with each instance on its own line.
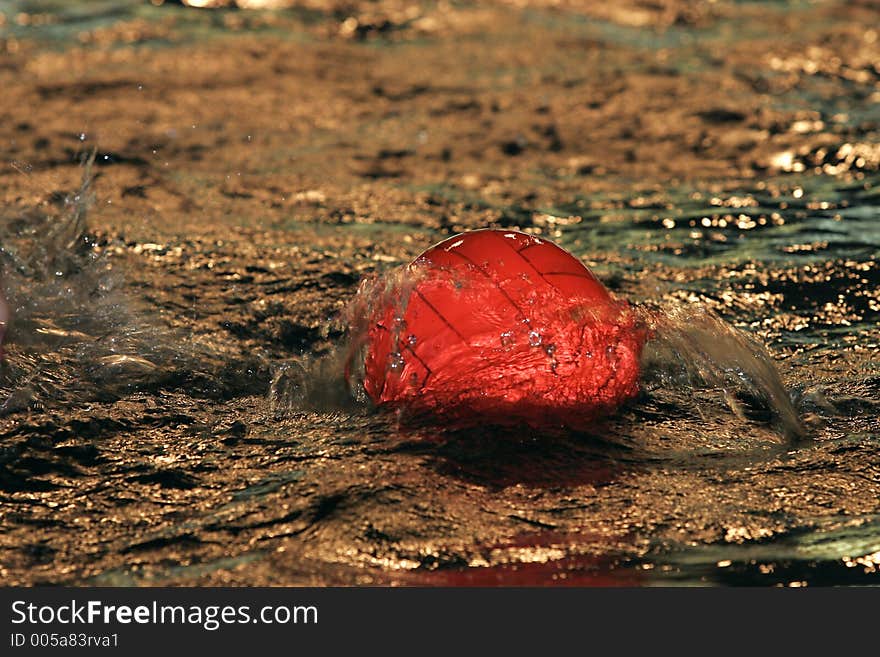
359, 229, 644, 429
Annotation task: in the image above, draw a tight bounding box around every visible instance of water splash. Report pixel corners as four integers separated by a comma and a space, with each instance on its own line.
267, 265, 426, 415
0, 159, 265, 414
268, 347, 355, 415
636, 301, 806, 442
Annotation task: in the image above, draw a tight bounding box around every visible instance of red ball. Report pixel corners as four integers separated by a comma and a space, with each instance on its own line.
349, 229, 644, 430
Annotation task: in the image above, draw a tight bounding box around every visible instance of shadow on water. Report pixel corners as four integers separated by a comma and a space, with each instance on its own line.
399, 424, 633, 491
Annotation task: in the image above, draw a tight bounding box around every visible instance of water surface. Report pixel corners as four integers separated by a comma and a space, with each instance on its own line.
0, 0, 877, 586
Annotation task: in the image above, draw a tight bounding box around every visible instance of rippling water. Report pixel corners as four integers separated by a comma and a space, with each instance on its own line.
0, 0, 878, 586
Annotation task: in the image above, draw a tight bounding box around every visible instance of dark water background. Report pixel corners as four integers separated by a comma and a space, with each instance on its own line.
0, 0, 878, 586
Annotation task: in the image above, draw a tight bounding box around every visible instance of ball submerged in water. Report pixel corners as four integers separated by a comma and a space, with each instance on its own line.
350, 229, 645, 430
